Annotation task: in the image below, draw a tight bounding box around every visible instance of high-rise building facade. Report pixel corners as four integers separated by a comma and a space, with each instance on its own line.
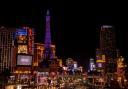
100, 25, 117, 60
0, 27, 16, 73
100, 25, 118, 73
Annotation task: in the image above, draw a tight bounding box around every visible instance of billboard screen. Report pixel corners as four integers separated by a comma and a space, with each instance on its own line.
15, 29, 28, 44
17, 55, 32, 66
17, 35, 27, 44
18, 45, 27, 54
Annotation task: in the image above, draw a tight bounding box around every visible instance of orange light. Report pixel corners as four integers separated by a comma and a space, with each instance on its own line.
15, 71, 18, 73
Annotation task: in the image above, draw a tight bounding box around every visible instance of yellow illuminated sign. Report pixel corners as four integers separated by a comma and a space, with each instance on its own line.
18, 45, 27, 54
96, 60, 106, 63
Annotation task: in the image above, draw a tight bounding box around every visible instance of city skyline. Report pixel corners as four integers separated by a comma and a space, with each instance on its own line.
0, 1, 128, 68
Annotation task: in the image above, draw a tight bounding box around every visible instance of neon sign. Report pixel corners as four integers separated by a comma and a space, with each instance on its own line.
15, 29, 27, 36
28, 28, 33, 54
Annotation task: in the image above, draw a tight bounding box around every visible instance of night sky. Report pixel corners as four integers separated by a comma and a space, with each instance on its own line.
0, 1, 128, 69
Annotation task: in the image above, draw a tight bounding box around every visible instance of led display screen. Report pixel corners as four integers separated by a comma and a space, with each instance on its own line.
15, 29, 28, 44
17, 35, 27, 44
17, 55, 32, 66
18, 45, 27, 54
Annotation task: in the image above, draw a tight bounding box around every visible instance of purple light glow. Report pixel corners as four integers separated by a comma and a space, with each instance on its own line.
43, 9, 54, 59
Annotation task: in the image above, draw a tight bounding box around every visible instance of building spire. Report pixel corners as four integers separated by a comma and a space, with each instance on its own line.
45, 9, 51, 48
43, 9, 53, 59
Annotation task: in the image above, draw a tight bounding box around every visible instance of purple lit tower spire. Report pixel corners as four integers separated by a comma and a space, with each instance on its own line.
43, 9, 54, 59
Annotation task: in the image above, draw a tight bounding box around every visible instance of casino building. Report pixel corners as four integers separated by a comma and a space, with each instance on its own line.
33, 43, 56, 67
0, 27, 16, 73
12, 27, 34, 80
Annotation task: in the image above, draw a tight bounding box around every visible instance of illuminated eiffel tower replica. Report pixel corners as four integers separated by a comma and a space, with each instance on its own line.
39, 10, 59, 72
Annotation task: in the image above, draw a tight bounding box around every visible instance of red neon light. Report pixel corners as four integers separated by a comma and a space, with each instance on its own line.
28, 28, 33, 54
